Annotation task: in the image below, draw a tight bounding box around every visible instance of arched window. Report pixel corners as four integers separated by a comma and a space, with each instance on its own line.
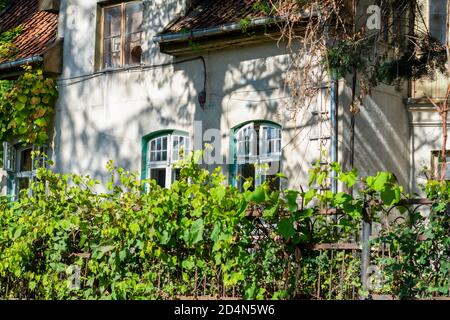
142, 131, 191, 188
232, 121, 282, 190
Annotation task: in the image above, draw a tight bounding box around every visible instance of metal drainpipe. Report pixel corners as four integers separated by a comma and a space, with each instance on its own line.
0, 56, 43, 72
330, 78, 338, 194
153, 13, 319, 44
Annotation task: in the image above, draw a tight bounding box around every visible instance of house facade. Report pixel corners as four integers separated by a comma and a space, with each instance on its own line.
0, 0, 449, 197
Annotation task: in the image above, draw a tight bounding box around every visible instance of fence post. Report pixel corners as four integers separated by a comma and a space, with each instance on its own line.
360, 204, 372, 299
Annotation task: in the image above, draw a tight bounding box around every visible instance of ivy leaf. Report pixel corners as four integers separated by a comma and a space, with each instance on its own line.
285, 190, 299, 212
334, 192, 352, 205
34, 118, 47, 127
13, 226, 23, 240
129, 222, 140, 235
190, 219, 204, 245
339, 170, 358, 188
262, 205, 278, 219
17, 95, 27, 103
15, 102, 25, 111
380, 186, 401, 206
182, 259, 195, 270
210, 223, 221, 243
278, 218, 295, 241
247, 186, 265, 203
368, 172, 392, 191
303, 189, 316, 206
160, 230, 171, 245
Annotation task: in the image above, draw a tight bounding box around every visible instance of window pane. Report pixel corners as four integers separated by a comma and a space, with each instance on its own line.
18, 177, 30, 193
20, 148, 32, 172
150, 140, 155, 151
156, 138, 161, 150
161, 151, 167, 161
172, 168, 182, 183
238, 163, 255, 191
430, 0, 448, 44
150, 168, 166, 188
125, 2, 143, 65
126, 2, 143, 34
104, 6, 122, 38
261, 161, 281, 190
104, 37, 121, 68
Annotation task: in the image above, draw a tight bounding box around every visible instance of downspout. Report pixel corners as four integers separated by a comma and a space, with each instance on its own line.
0, 56, 43, 72
330, 77, 338, 195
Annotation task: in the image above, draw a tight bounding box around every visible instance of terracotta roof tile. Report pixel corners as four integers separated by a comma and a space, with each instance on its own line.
0, 0, 58, 64
164, 0, 264, 33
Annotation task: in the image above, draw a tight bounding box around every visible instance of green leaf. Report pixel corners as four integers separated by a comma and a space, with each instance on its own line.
339, 170, 357, 188
262, 205, 278, 219
182, 259, 195, 270
13, 226, 22, 240
303, 189, 316, 206
211, 224, 221, 242
285, 190, 299, 212
248, 186, 265, 203
380, 186, 401, 206
160, 230, 171, 245
190, 219, 204, 245
278, 218, 295, 241
129, 222, 140, 235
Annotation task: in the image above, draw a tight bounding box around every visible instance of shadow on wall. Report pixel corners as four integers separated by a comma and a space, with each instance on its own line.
53, 0, 323, 188
340, 83, 411, 188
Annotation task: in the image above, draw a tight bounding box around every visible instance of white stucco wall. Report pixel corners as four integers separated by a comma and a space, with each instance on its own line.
51, 0, 413, 192
409, 106, 450, 194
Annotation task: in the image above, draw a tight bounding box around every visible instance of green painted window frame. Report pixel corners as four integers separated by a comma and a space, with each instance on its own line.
141, 129, 191, 189
229, 120, 283, 189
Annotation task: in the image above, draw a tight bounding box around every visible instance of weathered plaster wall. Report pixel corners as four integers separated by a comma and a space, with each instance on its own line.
340, 82, 411, 189
409, 106, 450, 194
52, 0, 412, 192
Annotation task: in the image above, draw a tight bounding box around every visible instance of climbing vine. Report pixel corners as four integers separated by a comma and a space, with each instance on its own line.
0, 26, 22, 61
0, 66, 58, 146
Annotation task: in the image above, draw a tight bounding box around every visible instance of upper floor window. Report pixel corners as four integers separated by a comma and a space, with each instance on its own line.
431, 150, 450, 180
233, 122, 282, 191
430, 0, 448, 44
101, 1, 143, 69
143, 131, 191, 189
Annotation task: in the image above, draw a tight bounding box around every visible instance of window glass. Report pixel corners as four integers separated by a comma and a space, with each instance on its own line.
102, 2, 143, 69
172, 135, 190, 161
20, 148, 33, 172
238, 163, 255, 191
125, 2, 143, 65
430, 0, 448, 44
235, 122, 282, 190
151, 168, 166, 188
146, 132, 190, 189
103, 5, 122, 68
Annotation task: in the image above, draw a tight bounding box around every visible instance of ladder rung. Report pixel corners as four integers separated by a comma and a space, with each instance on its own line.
311, 111, 329, 115
310, 136, 331, 141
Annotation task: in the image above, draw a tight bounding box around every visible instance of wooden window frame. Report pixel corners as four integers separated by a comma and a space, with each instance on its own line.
97, 1, 143, 71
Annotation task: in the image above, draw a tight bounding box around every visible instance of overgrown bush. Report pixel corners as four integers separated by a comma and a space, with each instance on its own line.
0, 151, 448, 300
